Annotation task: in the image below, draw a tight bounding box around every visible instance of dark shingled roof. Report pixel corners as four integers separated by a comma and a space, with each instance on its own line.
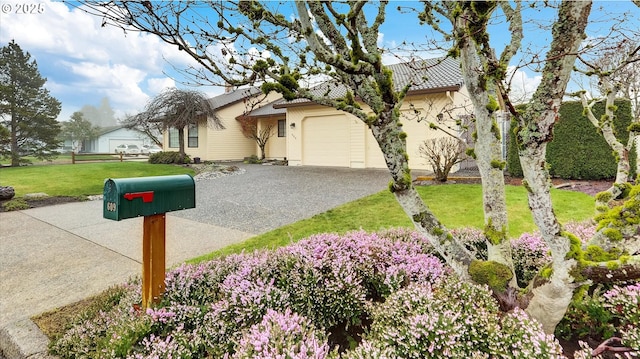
209, 86, 263, 109
273, 57, 463, 108
237, 98, 287, 119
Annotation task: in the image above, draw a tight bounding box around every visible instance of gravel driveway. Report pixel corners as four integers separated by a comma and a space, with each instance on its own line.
173, 163, 393, 234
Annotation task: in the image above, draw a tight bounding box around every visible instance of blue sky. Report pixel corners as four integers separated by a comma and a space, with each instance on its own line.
1, 1, 638, 124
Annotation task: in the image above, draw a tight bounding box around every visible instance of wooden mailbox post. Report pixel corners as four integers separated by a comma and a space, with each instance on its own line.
103, 175, 195, 308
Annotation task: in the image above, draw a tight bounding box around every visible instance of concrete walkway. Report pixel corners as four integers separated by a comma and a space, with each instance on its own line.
0, 202, 254, 358
0, 164, 393, 358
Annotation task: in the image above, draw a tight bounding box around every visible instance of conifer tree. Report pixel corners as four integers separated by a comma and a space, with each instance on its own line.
0, 40, 61, 166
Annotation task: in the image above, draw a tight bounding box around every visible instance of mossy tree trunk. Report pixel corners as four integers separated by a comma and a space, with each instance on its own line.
515, 0, 593, 333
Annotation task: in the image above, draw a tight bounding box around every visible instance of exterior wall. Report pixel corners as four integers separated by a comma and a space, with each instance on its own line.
262, 118, 287, 159
286, 88, 470, 171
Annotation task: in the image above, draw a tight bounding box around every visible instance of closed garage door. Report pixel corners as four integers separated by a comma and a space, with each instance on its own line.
302, 115, 350, 167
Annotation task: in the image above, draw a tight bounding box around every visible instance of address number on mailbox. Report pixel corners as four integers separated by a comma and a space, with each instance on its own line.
106, 202, 117, 212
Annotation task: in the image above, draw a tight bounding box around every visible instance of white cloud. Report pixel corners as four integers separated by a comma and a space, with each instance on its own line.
0, 0, 208, 122
506, 66, 542, 103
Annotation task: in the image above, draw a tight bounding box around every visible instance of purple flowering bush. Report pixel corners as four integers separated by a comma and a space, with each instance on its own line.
51, 222, 625, 359
570, 283, 640, 359
346, 277, 564, 358
51, 230, 446, 358
233, 308, 331, 359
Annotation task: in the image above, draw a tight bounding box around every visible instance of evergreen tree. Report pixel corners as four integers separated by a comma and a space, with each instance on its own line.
0, 40, 61, 166
59, 112, 99, 153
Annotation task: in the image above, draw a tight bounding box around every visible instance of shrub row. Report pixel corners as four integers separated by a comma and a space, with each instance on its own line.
50, 224, 640, 359
507, 99, 637, 180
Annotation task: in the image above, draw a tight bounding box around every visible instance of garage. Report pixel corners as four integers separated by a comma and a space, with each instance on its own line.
302, 115, 350, 167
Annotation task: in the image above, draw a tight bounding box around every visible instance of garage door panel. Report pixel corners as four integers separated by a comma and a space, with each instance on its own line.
302, 116, 350, 167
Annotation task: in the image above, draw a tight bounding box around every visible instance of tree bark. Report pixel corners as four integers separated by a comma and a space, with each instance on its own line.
516, 0, 593, 333
454, 4, 516, 287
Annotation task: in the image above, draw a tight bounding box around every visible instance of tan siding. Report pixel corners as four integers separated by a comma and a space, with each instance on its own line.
263, 118, 287, 159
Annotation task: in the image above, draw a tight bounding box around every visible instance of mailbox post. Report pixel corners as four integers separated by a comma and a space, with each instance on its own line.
103, 174, 195, 308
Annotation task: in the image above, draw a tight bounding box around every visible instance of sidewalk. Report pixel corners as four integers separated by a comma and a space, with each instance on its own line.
0, 201, 254, 358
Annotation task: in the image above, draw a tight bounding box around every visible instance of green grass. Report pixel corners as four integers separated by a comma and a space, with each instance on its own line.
189, 184, 595, 263
0, 162, 194, 197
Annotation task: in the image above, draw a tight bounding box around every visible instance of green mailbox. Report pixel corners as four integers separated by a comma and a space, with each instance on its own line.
103, 174, 195, 221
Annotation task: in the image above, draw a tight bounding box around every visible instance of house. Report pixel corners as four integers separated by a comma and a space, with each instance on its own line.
162, 87, 283, 161
82, 126, 157, 153
163, 57, 477, 171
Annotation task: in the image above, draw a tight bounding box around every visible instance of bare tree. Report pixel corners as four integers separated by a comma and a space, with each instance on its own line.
121, 113, 164, 147
76, 0, 640, 335
418, 137, 467, 182
133, 88, 224, 162
237, 117, 275, 160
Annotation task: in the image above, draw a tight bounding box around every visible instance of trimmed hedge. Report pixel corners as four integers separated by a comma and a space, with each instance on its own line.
507, 99, 636, 180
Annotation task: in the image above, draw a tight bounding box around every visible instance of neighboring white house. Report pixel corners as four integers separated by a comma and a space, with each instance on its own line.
82, 126, 158, 153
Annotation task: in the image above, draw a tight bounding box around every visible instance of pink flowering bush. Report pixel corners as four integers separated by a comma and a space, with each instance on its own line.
348, 277, 564, 359
51, 230, 445, 358
232, 309, 331, 359
570, 283, 640, 358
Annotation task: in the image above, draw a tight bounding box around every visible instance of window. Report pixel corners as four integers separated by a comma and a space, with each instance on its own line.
278, 120, 286, 137
188, 124, 198, 147
168, 128, 179, 148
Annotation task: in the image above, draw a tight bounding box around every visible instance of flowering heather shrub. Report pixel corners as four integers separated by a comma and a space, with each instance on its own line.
51, 229, 446, 358
233, 309, 331, 359
510, 232, 552, 286
352, 277, 564, 359
604, 283, 640, 351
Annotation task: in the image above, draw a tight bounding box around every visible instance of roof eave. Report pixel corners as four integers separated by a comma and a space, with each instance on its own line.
273, 85, 462, 109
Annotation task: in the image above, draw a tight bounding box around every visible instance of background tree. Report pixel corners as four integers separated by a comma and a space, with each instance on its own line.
237, 117, 274, 160
0, 40, 61, 166
59, 111, 99, 153
78, 0, 640, 335
574, 39, 640, 203
131, 88, 224, 162
80, 97, 118, 128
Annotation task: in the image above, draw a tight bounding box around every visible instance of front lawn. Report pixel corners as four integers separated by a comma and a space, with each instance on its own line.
0, 162, 194, 197
190, 184, 595, 262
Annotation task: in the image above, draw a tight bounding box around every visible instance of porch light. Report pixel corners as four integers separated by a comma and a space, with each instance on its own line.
290, 122, 296, 129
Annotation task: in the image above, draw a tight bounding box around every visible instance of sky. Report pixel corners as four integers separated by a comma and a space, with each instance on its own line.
1, 1, 638, 124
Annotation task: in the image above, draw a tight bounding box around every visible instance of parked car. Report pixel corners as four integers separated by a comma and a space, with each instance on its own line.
141, 145, 163, 155
115, 144, 141, 156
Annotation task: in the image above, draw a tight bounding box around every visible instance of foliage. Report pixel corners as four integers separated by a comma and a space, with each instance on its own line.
58, 112, 99, 153
129, 88, 224, 160
508, 100, 637, 179
148, 151, 191, 165
558, 283, 640, 355
232, 309, 331, 359
191, 187, 595, 263
50, 230, 447, 358
346, 277, 563, 358
49, 226, 636, 358
0, 40, 62, 166
238, 118, 275, 160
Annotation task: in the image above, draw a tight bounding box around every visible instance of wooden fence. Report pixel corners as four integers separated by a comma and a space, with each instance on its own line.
71, 152, 124, 164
